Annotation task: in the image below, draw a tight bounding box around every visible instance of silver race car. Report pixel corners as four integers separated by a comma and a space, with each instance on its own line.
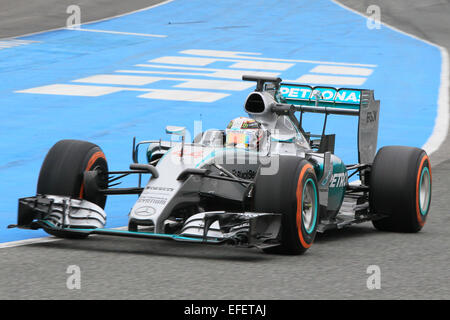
10, 76, 432, 255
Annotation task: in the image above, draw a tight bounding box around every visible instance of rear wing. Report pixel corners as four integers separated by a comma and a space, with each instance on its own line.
277, 83, 380, 164
242, 76, 380, 164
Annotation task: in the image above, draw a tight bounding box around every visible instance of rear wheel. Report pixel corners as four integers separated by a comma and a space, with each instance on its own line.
37, 139, 108, 238
254, 156, 319, 255
370, 146, 432, 232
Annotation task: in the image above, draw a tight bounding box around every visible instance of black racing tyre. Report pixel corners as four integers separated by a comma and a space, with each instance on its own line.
254, 156, 319, 255
37, 139, 108, 238
370, 146, 432, 233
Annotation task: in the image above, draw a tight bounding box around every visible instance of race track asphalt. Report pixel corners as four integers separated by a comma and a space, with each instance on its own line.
0, 0, 165, 38
0, 0, 449, 300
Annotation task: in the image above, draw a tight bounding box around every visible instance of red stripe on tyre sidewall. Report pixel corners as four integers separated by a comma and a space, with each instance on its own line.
416, 154, 431, 227
79, 151, 106, 199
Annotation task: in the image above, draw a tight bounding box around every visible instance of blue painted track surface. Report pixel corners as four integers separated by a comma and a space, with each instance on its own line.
0, 0, 441, 242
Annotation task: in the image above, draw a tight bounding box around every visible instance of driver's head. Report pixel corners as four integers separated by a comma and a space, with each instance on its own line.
225, 117, 263, 151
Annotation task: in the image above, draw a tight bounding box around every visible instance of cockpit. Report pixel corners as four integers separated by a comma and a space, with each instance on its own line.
197, 115, 310, 153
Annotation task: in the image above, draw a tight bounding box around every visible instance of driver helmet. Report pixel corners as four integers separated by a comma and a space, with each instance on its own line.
225, 117, 263, 151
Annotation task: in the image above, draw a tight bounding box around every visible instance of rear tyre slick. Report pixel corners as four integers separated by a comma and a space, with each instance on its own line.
254, 156, 319, 255
37, 139, 109, 239
370, 146, 432, 233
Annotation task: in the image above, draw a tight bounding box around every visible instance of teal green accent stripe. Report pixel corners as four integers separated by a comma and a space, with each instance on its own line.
195, 150, 216, 168
40, 221, 220, 243
302, 178, 318, 234
271, 137, 295, 143
94, 228, 215, 242
419, 166, 431, 216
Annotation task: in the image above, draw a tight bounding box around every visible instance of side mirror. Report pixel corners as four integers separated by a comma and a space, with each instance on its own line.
165, 126, 186, 157
165, 126, 186, 136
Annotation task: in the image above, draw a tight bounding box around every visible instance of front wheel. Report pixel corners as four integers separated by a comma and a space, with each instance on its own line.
37, 139, 109, 238
253, 156, 319, 255
370, 146, 432, 232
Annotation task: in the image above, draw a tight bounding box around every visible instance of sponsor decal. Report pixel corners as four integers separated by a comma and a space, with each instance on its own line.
231, 169, 257, 180
134, 206, 157, 216
138, 197, 168, 205
335, 89, 360, 104
279, 85, 361, 104
366, 110, 377, 123
329, 172, 348, 188
280, 85, 312, 99
146, 186, 174, 192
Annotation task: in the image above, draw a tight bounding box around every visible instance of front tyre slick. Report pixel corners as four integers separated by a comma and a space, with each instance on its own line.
254, 156, 319, 255
37, 139, 109, 239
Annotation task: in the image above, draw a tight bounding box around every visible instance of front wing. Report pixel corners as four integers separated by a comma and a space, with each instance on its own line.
9, 195, 281, 249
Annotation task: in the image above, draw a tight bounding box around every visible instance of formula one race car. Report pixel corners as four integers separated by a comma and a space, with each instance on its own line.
10, 75, 432, 255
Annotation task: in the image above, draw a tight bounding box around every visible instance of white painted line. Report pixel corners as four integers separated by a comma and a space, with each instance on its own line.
150, 56, 218, 66
149, 56, 294, 70
291, 74, 367, 86
174, 79, 255, 91
0, 39, 39, 50
16, 84, 125, 96
2, 0, 174, 41
136, 63, 214, 71
134, 64, 280, 79
179, 49, 263, 59
0, 226, 130, 249
331, 0, 449, 156
139, 89, 229, 102
15, 82, 233, 101
66, 27, 166, 38
211, 69, 280, 79
74, 74, 254, 91
422, 48, 449, 155
116, 69, 210, 77
117, 68, 281, 80
228, 61, 293, 71
16, 84, 155, 97
74, 75, 162, 86
310, 65, 374, 76
180, 49, 377, 68
0, 236, 61, 249
0, 40, 37, 45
